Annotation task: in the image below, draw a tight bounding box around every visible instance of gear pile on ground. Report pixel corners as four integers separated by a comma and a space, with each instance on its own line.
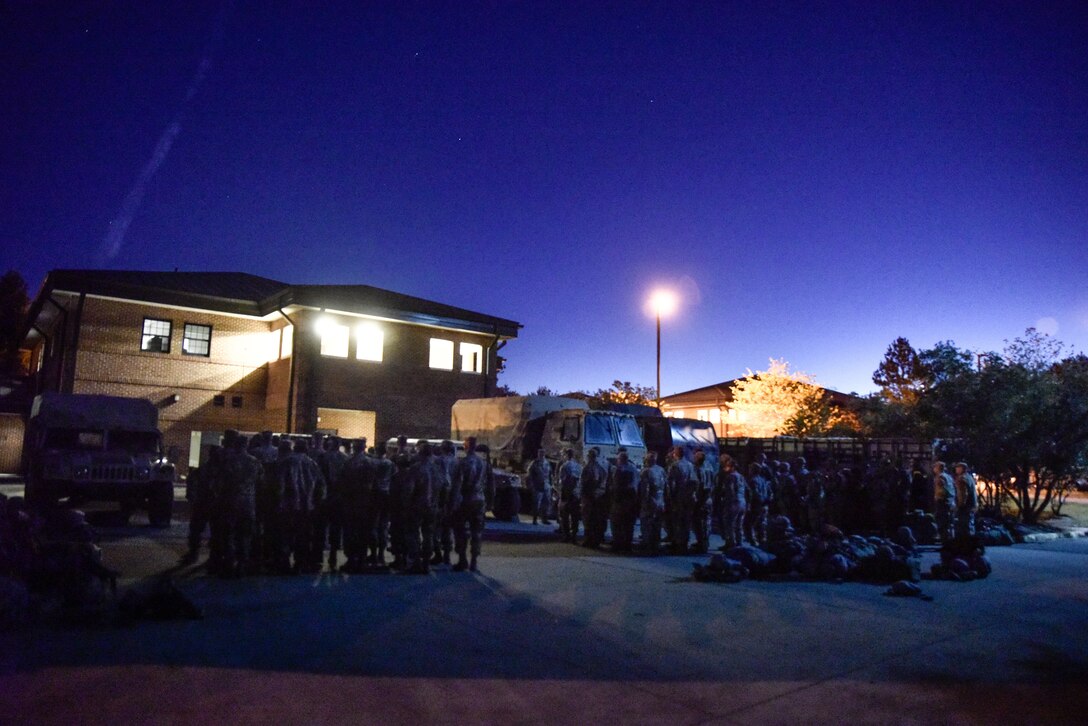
924, 534, 992, 582
693, 516, 923, 585
0, 494, 119, 628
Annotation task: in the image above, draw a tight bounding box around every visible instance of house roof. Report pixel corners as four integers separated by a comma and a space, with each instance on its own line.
24, 269, 522, 341
661, 379, 861, 407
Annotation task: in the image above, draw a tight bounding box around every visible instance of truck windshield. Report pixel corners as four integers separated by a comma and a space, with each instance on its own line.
616, 417, 643, 447
584, 414, 613, 445
688, 423, 717, 446
43, 429, 104, 450
108, 430, 162, 455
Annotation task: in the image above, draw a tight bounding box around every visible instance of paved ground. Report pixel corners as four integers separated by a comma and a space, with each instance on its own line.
4, 500, 1088, 724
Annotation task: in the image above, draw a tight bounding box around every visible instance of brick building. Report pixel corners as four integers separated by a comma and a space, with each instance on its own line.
17, 270, 520, 473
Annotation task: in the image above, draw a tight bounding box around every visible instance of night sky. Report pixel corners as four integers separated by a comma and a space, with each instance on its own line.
4, 1, 1086, 396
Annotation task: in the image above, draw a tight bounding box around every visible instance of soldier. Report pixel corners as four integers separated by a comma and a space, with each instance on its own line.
341, 438, 371, 573
608, 448, 639, 553
933, 461, 957, 542
319, 437, 350, 571
450, 438, 492, 572
745, 462, 773, 546
578, 447, 609, 549
369, 442, 395, 566
638, 451, 666, 554
181, 443, 221, 566
526, 448, 553, 525
953, 462, 978, 537
666, 446, 697, 554
406, 443, 439, 574
430, 440, 457, 566
220, 434, 263, 577
276, 440, 316, 573
691, 450, 714, 554
252, 432, 281, 570
717, 455, 747, 549
208, 429, 239, 576
774, 461, 802, 530
556, 448, 582, 542
389, 451, 413, 570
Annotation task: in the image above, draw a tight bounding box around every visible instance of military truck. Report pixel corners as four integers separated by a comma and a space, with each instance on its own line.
24, 392, 176, 526
638, 415, 720, 472
451, 395, 648, 472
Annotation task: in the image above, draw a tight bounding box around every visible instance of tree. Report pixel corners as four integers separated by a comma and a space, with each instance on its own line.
727, 359, 857, 437
0, 270, 29, 375
872, 337, 928, 405
917, 333, 1088, 523
590, 380, 656, 406
532, 386, 557, 396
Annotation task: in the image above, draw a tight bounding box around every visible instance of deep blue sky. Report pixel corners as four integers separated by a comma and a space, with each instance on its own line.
4, 1, 1086, 396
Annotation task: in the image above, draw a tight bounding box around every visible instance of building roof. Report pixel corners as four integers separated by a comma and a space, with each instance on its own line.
24, 269, 521, 340
661, 378, 861, 407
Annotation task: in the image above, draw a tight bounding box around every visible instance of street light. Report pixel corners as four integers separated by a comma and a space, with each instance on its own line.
648, 289, 678, 407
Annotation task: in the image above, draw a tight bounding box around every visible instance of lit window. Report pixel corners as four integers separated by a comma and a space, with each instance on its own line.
182, 323, 212, 356
429, 338, 454, 370
356, 323, 384, 362
141, 318, 172, 353
710, 409, 721, 424
319, 319, 349, 358
460, 342, 483, 373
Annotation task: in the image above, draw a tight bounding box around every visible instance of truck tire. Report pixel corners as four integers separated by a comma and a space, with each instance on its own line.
147, 482, 173, 528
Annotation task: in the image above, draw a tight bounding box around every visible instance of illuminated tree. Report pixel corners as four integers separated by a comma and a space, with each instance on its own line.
728, 359, 857, 437
592, 380, 657, 406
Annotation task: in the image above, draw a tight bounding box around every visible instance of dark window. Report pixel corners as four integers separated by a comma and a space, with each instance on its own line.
561, 416, 581, 442
231, 396, 243, 408
584, 414, 614, 445
182, 323, 212, 356
141, 318, 172, 353
213, 395, 225, 407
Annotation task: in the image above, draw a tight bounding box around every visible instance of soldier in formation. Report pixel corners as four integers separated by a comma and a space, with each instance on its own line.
526, 448, 552, 526
555, 448, 582, 542
933, 460, 957, 542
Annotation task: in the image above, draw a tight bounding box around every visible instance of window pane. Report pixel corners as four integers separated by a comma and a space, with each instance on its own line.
320, 321, 350, 358
141, 318, 172, 353
584, 414, 613, 445
182, 323, 212, 356
429, 338, 454, 370
459, 342, 483, 373
617, 417, 643, 446
356, 323, 384, 362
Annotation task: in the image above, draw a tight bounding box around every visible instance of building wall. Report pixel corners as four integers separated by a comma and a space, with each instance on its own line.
66, 296, 283, 472
291, 309, 497, 442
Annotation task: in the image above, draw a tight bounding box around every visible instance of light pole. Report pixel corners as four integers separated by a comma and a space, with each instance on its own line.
648, 290, 678, 408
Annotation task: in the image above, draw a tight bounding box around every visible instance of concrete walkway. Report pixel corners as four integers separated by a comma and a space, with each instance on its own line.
3, 519, 1088, 724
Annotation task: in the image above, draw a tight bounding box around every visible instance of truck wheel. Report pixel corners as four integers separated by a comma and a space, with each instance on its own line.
147, 482, 173, 528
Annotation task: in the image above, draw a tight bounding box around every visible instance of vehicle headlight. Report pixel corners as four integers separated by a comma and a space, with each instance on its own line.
136, 467, 151, 480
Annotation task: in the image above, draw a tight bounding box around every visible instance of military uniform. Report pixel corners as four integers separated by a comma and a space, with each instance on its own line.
406, 454, 439, 573
934, 467, 957, 542
954, 467, 978, 537
638, 462, 666, 554
341, 446, 372, 572
691, 459, 714, 554
369, 452, 394, 565
745, 467, 773, 545
666, 457, 697, 554
557, 457, 583, 542
431, 450, 457, 565
527, 457, 553, 525
220, 442, 263, 576
184, 445, 221, 565
608, 459, 639, 552
718, 466, 747, 549
579, 456, 610, 548
319, 443, 349, 570
451, 449, 492, 571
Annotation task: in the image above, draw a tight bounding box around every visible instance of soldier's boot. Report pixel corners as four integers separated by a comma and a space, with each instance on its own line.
452, 554, 468, 572
469, 555, 478, 572
328, 550, 339, 572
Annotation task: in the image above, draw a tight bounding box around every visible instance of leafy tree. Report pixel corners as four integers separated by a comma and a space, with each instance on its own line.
0, 270, 29, 374
591, 380, 657, 406
728, 359, 857, 437
918, 334, 1088, 523
532, 385, 557, 396
872, 337, 928, 404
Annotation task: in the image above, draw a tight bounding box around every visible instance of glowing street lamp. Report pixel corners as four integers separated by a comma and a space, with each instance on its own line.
648, 289, 678, 407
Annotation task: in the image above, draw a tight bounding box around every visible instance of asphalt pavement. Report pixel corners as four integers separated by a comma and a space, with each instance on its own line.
3, 503, 1088, 724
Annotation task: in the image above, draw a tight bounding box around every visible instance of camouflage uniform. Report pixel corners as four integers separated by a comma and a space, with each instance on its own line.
319, 442, 350, 570
691, 455, 714, 554
406, 451, 439, 573
933, 464, 957, 542
954, 465, 978, 537
557, 455, 583, 542
579, 454, 610, 548
369, 449, 394, 565
745, 465, 773, 546
431, 447, 457, 565
341, 444, 372, 572
451, 447, 493, 571
638, 460, 666, 554
276, 446, 321, 572
527, 456, 553, 525
666, 456, 697, 554
608, 457, 639, 552
185, 445, 221, 564
718, 463, 747, 549
220, 440, 263, 576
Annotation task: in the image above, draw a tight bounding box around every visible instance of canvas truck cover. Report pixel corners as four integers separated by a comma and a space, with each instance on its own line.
30, 392, 159, 432
451, 396, 589, 455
